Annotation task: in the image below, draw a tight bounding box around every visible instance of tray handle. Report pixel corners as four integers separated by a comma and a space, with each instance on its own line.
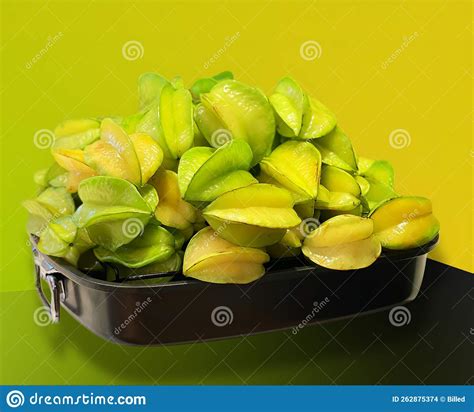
34, 256, 64, 324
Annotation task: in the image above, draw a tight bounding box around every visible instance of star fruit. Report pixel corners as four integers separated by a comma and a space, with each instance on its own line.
370, 196, 440, 249
202, 183, 301, 247
183, 227, 270, 284
194, 79, 276, 165
302, 215, 382, 270
178, 139, 257, 202
259, 140, 321, 203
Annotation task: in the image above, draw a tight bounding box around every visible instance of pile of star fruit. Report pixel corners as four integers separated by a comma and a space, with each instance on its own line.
24, 72, 440, 284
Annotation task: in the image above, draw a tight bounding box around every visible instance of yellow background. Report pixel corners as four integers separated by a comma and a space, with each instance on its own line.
1, 0, 472, 291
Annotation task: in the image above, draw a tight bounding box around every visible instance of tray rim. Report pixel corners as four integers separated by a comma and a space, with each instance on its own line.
32, 235, 439, 292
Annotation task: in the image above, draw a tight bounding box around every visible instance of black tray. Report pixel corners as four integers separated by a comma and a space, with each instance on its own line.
32, 236, 438, 346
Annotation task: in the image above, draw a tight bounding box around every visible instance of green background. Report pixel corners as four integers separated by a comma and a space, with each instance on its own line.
0, 0, 472, 385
